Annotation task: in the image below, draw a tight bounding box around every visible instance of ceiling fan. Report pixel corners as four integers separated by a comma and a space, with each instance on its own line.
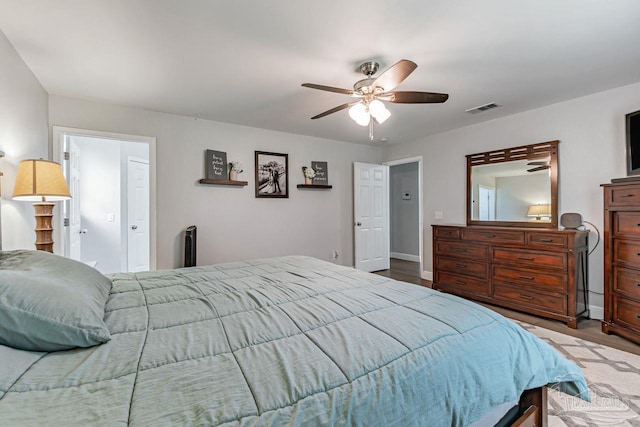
302, 59, 449, 140
527, 161, 550, 173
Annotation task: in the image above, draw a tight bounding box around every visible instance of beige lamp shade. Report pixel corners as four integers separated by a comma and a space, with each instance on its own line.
527, 204, 551, 218
12, 159, 71, 201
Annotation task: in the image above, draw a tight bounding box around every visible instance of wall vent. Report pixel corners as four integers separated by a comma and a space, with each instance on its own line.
465, 102, 501, 114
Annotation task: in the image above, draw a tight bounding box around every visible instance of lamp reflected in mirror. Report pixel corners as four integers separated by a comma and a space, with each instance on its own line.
527, 204, 551, 221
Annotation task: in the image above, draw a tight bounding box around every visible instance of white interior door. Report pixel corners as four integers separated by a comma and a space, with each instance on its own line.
478, 185, 496, 221
127, 158, 150, 272
64, 138, 82, 261
354, 162, 390, 272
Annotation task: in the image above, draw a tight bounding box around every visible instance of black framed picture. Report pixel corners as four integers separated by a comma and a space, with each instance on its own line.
205, 150, 227, 180
311, 161, 328, 185
255, 151, 288, 198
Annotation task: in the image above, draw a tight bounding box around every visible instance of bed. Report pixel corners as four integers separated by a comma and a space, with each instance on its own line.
0, 251, 588, 426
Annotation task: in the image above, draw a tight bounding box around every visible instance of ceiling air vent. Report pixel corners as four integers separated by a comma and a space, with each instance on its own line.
465, 102, 500, 114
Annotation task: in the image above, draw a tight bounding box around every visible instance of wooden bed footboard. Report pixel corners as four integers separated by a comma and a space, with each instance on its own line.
513, 386, 547, 427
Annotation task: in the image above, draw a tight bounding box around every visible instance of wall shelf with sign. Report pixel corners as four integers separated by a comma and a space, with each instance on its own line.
199, 179, 247, 186
296, 184, 332, 189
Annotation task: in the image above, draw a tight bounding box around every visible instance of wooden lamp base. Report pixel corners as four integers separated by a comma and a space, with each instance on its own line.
33, 202, 55, 252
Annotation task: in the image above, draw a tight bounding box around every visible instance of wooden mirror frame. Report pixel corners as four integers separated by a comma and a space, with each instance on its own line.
466, 140, 559, 228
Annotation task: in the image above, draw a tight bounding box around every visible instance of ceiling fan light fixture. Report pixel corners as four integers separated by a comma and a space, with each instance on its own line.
349, 103, 370, 126
368, 99, 385, 115
369, 100, 391, 124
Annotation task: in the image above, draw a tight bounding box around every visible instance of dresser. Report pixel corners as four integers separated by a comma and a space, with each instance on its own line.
432, 225, 589, 328
602, 181, 640, 344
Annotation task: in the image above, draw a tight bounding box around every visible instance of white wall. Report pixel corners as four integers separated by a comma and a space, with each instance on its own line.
495, 174, 549, 222
383, 81, 640, 317
49, 96, 382, 269
390, 162, 419, 258
0, 29, 49, 250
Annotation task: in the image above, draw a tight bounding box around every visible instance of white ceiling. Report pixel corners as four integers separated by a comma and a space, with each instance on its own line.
1, 0, 639, 145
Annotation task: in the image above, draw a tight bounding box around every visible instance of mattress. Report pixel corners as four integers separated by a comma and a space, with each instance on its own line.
0, 256, 588, 426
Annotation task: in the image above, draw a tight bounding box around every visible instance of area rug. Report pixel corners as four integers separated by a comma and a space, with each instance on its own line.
517, 322, 640, 426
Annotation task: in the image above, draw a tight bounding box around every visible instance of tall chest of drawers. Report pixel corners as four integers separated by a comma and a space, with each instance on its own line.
432, 225, 589, 328
602, 181, 640, 344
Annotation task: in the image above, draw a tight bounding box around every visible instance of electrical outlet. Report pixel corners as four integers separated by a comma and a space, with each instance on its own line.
107, 213, 115, 222
435, 211, 444, 220
332, 251, 339, 260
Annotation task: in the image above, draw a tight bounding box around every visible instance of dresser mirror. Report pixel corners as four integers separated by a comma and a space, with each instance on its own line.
467, 140, 558, 228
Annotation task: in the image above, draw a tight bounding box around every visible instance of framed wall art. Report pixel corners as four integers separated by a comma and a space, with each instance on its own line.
255, 151, 288, 198
205, 150, 227, 180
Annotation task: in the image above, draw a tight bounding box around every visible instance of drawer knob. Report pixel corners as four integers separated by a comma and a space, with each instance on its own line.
621, 194, 634, 198
519, 275, 534, 280
518, 256, 534, 261
637, 314, 640, 320
455, 264, 467, 269
518, 294, 534, 301
486, 234, 495, 238
453, 248, 467, 253
636, 283, 640, 287
539, 238, 553, 243
455, 280, 466, 285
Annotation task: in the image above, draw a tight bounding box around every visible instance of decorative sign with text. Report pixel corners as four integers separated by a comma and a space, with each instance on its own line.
206, 150, 227, 180
311, 161, 328, 185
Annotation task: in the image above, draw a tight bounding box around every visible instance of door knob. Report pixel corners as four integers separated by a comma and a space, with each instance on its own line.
356, 222, 362, 226
131, 225, 138, 230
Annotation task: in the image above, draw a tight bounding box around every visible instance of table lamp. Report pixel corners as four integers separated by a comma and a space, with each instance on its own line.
12, 159, 71, 252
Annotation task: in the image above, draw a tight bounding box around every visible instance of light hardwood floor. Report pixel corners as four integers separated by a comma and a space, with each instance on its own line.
376, 258, 640, 356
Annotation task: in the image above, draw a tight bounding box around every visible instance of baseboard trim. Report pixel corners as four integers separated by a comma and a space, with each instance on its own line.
390, 252, 420, 263
422, 270, 433, 281
588, 305, 604, 320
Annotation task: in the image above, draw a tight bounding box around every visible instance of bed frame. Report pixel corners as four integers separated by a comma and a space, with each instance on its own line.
509, 386, 547, 427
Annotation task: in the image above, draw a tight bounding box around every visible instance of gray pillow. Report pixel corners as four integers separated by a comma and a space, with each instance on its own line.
0, 250, 112, 351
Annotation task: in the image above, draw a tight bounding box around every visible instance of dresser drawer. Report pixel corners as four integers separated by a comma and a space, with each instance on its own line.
436, 256, 488, 279
608, 185, 640, 206
434, 227, 461, 239
435, 241, 489, 260
613, 240, 640, 267
526, 232, 568, 248
494, 282, 566, 315
613, 267, 640, 298
461, 229, 525, 245
493, 248, 566, 270
613, 296, 640, 331
435, 271, 489, 296
492, 266, 567, 291
614, 212, 640, 238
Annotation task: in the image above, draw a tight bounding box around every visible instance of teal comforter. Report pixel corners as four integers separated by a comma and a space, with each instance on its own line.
0, 256, 587, 426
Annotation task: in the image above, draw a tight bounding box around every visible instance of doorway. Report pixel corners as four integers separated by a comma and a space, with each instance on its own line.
385, 157, 423, 277
52, 127, 156, 273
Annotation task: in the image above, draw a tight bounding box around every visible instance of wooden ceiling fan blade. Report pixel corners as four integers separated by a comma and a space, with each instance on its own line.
384, 91, 449, 104
310, 102, 356, 119
301, 83, 354, 95
527, 166, 549, 173
371, 59, 417, 92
